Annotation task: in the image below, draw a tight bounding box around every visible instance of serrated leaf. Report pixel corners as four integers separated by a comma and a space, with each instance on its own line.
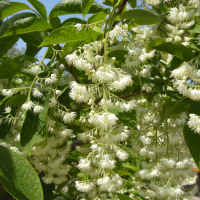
0, 35, 19, 58
0, 2, 30, 20
49, 0, 104, 21
0, 145, 43, 200
1, 16, 52, 38
184, 101, 200, 168
116, 9, 161, 25
128, 0, 137, 8
82, 0, 94, 19
154, 42, 195, 62
5, 94, 27, 107
39, 26, 99, 47
27, 0, 47, 20
20, 93, 50, 155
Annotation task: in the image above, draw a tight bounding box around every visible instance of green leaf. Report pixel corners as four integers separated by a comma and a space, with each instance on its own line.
1, 16, 52, 38
188, 23, 200, 34
5, 94, 27, 107
61, 40, 86, 57
50, 17, 61, 30
25, 44, 41, 57
0, 12, 36, 37
61, 18, 86, 27
165, 56, 183, 78
122, 163, 138, 173
0, 145, 43, 200
0, 35, 19, 58
0, 2, 30, 20
108, 50, 128, 62
128, 0, 137, 8
146, 38, 165, 52
87, 10, 108, 24
116, 9, 161, 25
39, 26, 99, 47
41, 182, 54, 200
154, 42, 195, 62
20, 31, 48, 57
117, 193, 132, 200
115, 170, 132, 176
27, 0, 47, 20
0, 56, 27, 79
112, 109, 137, 130
183, 101, 200, 169
49, 0, 104, 21
151, 66, 163, 79
20, 93, 50, 155
82, 0, 94, 19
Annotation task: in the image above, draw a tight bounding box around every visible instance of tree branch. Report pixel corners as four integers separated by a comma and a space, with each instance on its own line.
112, 0, 128, 27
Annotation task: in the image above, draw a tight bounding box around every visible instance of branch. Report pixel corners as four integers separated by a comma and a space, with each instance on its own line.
119, 91, 148, 99
66, 63, 81, 84
56, 44, 81, 84
112, 0, 128, 28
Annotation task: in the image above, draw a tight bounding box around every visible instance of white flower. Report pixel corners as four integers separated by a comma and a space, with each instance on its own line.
63, 112, 76, 123
116, 150, 129, 161
75, 181, 95, 192
4, 106, 11, 113
74, 23, 82, 32
88, 111, 118, 129
32, 88, 43, 98
21, 101, 34, 111
33, 105, 44, 114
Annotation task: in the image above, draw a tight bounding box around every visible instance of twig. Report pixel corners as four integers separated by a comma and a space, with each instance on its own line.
112, 0, 128, 27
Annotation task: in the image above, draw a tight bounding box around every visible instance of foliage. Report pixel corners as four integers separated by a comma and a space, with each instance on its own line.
0, 0, 200, 199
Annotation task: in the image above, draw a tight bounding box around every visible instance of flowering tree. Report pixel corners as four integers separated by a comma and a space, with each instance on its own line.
0, 0, 200, 199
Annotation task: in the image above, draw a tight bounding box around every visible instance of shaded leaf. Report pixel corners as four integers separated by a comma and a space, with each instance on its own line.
28, 0, 47, 20
0, 56, 28, 79
116, 9, 161, 25
146, 38, 165, 52
0, 2, 30, 20
87, 10, 108, 24
154, 42, 195, 62
41, 182, 54, 200
50, 17, 61, 30
20, 93, 50, 155
108, 50, 128, 62
61, 18, 86, 27
0, 35, 19, 58
5, 94, 27, 107
49, 0, 104, 21
188, 23, 200, 34
0, 145, 43, 200
1, 16, 52, 38
183, 101, 200, 168
82, 0, 94, 19
128, 0, 137, 8
117, 193, 132, 200
39, 26, 99, 47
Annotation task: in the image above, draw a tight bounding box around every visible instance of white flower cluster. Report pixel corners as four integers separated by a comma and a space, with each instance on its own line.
131, 95, 197, 199
188, 114, 200, 134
